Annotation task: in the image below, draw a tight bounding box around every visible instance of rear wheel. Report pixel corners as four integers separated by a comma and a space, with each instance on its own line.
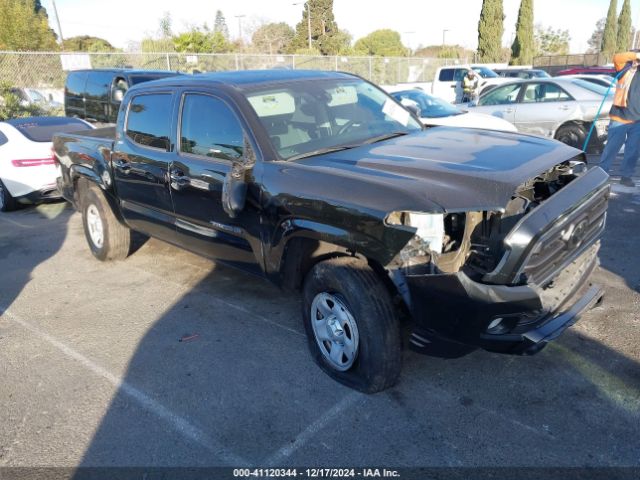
555, 123, 587, 150
302, 257, 402, 393
0, 179, 17, 212
81, 185, 131, 261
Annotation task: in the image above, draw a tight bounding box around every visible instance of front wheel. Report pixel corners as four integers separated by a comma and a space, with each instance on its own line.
81, 185, 131, 261
555, 124, 587, 150
0, 179, 17, 212
302, 257, 402, 393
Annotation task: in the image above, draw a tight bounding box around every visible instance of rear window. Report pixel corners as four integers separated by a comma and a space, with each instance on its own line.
9, 117, 92, 142
572, 79, 612, 96
438, 69, 455, 82
126, 93, 172, 149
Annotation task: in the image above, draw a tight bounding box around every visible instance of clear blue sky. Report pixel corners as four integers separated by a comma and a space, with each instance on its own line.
42, 0, 640, 53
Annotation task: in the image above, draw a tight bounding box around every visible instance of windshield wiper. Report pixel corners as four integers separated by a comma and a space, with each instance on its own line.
360, 131, 410, 145
287, 145, 359, 161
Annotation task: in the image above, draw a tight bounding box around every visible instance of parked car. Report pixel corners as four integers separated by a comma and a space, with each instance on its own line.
494, 68, 550, 79
556, 66, 616, 76
389, 89, 517, 132
0, 116, 93, 211
65, 69, 181, 124
469, 78, 613, 152
54, 70, 609, 393
432, 65, 510, 103
9, 87, 62, 110
556, 74, 615, 89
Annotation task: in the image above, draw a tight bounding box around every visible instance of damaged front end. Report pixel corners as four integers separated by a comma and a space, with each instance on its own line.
384, 160, 610, 357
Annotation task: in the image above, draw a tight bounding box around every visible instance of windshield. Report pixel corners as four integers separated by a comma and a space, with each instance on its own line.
571, 79, 613, 96
26, 89, 46, 102
472, 66, 498, 78
391, 90, 462, 118
244, 79, 422, 160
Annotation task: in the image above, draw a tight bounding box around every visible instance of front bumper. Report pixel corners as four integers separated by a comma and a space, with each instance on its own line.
405, 243, 602, 356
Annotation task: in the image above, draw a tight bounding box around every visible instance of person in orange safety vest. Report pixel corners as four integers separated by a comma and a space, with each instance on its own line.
599, 51, 640, 187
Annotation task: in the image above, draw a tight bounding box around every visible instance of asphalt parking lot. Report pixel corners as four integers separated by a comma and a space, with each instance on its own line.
0, 178, 639, 469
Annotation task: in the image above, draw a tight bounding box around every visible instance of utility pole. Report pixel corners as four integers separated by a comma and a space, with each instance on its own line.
51, 0, 64, 45
293, 2, 312, 50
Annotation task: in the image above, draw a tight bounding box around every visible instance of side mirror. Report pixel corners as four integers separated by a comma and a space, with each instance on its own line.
113, 89, 125, 103
221, 137, 255, 218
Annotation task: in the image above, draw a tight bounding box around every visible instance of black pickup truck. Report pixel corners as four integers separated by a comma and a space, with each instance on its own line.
53, 70, 610, 393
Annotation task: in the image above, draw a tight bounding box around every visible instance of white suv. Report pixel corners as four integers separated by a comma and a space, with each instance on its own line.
432, 65, 511, 103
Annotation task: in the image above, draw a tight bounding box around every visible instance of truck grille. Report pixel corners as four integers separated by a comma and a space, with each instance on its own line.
519, 184, 609, 287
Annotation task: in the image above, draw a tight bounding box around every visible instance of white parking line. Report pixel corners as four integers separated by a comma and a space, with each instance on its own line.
0, 216, 34, 229
264, 392, 362, 466
0, 305, 250, 466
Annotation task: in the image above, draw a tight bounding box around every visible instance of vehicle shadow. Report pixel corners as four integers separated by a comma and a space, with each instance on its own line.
0, 201, 71, 315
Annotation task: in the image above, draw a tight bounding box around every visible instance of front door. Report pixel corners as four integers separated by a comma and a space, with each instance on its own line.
168, 91, 262, 273
112, 91, 177, 242
513, 82, 576, 137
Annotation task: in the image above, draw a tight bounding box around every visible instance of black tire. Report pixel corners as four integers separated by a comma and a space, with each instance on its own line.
302, 257, 402, 393
0, 178, 17, 212
81, 185, 131, 261
555, 123, 587, 150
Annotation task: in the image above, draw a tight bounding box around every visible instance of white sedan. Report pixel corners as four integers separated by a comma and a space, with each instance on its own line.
389, 89, 517, 132
0, 116, 93, 211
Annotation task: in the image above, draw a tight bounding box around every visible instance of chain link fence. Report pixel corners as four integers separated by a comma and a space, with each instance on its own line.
0, 51, 464, 91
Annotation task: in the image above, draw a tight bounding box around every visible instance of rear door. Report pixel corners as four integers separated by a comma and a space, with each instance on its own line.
65, 71, 87, 118
112, 91, 177, 242
84, 71, 114, 123
167, 90, 262, 272
513, 82, 576, 137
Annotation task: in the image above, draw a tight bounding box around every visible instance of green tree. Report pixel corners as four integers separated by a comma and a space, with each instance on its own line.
477, 0, 504, 62
159, 11, 173, 39
587, 18, 606, 53
509, 0, 534, 65
353, 30, 407, 57
251, 22, 294, 54
616, 0, 632, 51
535, 24, 570, 56
0, 0, 58, 51
289, 0, 348, 55
62, 36, 116, 52
601, 0, 618, 60
214, 10, 229, 40
173, 26, 232, 53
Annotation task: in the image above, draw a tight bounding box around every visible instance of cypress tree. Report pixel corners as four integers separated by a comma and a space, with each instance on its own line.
510, 0, 534, 65
601, 0, 618, 60
616, 0, 632, 52
477, 0, 505, 63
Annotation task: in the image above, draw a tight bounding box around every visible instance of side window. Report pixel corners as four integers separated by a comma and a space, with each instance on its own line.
85, 72, 114, 100
478, 84, 521, 106
126, 93, 172, 150
521, 83, 573, 103
453, 69, 468, 81
0, 130, 8, 146
438, 69, 455, 82
180, 94, 244, 160
66, 72, 87, 96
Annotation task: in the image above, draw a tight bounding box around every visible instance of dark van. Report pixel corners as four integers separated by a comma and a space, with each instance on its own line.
64, 69, 180, 124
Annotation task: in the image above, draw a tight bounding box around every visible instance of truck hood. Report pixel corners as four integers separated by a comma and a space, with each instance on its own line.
300, 127, 581, 212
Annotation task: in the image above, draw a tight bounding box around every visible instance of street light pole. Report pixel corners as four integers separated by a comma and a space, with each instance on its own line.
442, 29, 449, 47
51, 0, 64, 44
235, 15, 246, 43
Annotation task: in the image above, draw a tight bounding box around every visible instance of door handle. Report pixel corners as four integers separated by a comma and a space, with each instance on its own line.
450, 85, 457, 89
170, 170, 190, 190
559, 105, 570, 111
504, 108, 514, 113
113, 158, 130, 172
